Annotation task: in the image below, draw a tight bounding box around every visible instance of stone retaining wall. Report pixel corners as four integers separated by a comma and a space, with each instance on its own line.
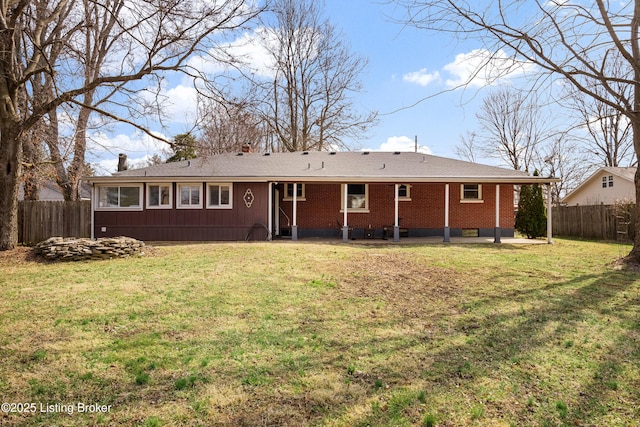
33, 236, 146, 261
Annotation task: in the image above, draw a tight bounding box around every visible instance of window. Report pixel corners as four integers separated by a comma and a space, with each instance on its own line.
461, 184, 483, 202
147, 184, 172, 208
398, 184, 411, 200
96, 185, 142, 210
602, 177, 607, 188
207, 184, 232, 208
608, 175, 614, 187
177, 184, 202, 208
283, 183, 305, 201
341, 184, 369, 211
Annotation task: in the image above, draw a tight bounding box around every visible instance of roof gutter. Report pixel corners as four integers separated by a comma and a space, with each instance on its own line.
86, 175, 559, 185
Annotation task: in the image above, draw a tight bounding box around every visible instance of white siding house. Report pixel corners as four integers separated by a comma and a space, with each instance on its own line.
562, 167, 636, 206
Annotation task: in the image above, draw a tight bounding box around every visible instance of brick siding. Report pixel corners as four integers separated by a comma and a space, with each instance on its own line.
278, 183, 514, 231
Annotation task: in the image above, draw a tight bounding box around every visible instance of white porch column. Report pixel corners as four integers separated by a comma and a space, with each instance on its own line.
444, 183, 450, 242
547, 184, 554, 244
343, 183, 349, 242
394, 183, 400, 242
267, 182, 273, 241
292, 183, 298, 241
494, 184, 501, 243
90, 183, 95, 240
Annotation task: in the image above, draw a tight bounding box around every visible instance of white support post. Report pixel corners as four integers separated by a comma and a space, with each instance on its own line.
267, 182, 273, 241
343, 183, 349, 242
444, 183, 450, 242
494, 184, 501, 243
394, 183, 400, 242
292, 183, 298, 241
547, 184, 554, 244
90, 183, 95, 240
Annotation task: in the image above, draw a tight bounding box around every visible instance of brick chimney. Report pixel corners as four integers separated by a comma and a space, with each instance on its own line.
117, 153, 128, 171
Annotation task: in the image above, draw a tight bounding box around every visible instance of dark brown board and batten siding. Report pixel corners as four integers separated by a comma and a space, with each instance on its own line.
93, 182, 269, 241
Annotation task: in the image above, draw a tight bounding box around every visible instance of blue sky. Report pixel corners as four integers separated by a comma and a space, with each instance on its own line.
325, 0, 479, 154
89, 0, 531, 174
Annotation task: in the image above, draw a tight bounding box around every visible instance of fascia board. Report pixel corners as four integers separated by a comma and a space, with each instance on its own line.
88, 175, 559, 184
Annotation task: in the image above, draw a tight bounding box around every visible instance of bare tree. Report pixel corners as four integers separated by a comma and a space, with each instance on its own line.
393, 0, 640, 263
252, 0, 377, 152
0, 0, 261, 250
199, 100, 267, 154
563, 54, 635, 168
475, 87, 547, 171
454, 131, 479, 163
46, 0, 125, 201
541, 134, 590, 205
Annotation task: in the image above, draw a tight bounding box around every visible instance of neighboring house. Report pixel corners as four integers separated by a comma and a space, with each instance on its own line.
88, 151, 557, 242
562, 167, 636, 206
18, 180, 91, 201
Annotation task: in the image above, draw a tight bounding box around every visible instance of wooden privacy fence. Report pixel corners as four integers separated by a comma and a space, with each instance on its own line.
552, 204, 635, 241
18, 200, 91, 245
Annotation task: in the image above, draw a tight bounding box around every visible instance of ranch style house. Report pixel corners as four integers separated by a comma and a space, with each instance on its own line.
88, 151, 557, 243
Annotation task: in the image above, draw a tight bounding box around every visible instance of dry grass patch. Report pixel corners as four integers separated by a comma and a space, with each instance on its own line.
0, 239, 639, 426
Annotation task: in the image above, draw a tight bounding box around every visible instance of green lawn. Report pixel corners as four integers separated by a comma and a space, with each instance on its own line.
0, 239, 639, 426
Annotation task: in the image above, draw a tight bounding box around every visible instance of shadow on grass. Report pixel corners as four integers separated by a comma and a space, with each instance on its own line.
324, 269, 639, 426
3, 250, 638, 426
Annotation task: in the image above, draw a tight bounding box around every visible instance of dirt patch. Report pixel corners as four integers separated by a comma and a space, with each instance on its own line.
0, 246, 43, 266
610, 256, 640, 272
335, 252, 467, 319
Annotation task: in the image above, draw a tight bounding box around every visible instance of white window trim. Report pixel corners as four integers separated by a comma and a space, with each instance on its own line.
340, 183, 370, 213
95, 184, 143, 211
398, 184, 411, 201
206, 183, 233, 209
146, 183, 173, 209
177, 183, 203, 209
282, 183, 306, 201
460, 184, 484, 204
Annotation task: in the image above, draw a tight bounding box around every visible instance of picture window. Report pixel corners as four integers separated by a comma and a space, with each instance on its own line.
96, 185, 143, 210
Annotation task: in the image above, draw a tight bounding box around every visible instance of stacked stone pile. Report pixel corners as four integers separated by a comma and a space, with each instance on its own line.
33, 236, 146, 261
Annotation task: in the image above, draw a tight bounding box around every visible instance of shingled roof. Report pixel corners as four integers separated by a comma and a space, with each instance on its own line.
91, 151, 556, 184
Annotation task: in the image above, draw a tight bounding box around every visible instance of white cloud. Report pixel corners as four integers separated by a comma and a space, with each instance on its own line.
87, 130, 170, 175
163, 84, 199, 124
137, 80, 200, 125
89, 131, 168, 154
366, 136, 432, 154
92, 154, 159, 176
402, 68, 441, 86
443, 49, 537, 88
188, 27, 277, 78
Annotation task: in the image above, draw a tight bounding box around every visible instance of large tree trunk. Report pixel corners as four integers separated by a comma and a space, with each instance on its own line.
63, 101, 92, 201
0, 126, 22, 250
22, 130, 42, 201
629, 118, 640, 264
